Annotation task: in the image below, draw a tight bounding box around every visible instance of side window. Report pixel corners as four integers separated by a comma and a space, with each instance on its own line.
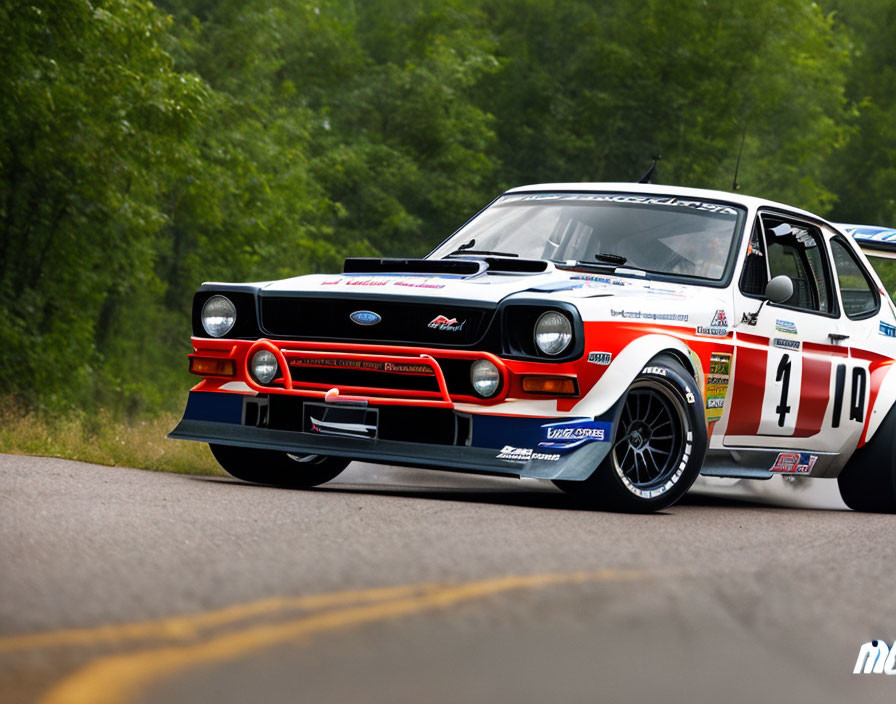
763, 217, 833, 313
740, 222, 768, 296
830, 237, 879, 319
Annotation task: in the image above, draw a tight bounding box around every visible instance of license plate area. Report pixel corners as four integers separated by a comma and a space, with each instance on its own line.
303, 403, 379, 440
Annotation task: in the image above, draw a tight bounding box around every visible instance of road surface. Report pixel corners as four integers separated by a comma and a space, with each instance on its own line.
1, 453, 894, 703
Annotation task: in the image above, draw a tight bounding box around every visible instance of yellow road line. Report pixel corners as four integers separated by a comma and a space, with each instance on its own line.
0, 583, 435, 654
38, 570, 647, 704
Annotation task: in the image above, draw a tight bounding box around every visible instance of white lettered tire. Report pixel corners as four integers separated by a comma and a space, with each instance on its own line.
554, 356, 707, 512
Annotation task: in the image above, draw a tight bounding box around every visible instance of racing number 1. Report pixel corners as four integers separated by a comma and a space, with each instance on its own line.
776, 354, 792, 427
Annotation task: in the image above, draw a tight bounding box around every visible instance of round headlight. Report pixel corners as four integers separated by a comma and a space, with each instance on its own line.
470, 359, 501, 398
201, 295, 236, 338
534, 311, 572, 356
251, 350, 279, 385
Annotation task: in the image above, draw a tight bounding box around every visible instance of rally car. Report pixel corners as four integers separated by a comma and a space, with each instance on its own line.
169, 183, 896, 512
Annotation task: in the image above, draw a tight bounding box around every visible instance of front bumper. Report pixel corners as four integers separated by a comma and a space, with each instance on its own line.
169, 390, 616, 481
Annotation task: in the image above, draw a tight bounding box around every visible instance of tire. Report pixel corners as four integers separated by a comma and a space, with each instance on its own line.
209, 444, 350, 489
554, 356, 707, 512
837, 407, 896, 513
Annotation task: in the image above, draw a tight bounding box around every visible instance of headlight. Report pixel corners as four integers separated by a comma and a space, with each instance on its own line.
534, 311, 572, 356
470, 359, 501, 398
201, 295, 236, 338
250, 350, 279, 384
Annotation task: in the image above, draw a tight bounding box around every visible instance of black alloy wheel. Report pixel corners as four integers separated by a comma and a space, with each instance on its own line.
612, 381, 687, 498
553, 356, 707, 512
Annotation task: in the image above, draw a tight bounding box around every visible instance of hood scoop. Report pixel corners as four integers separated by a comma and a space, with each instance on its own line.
343, 256, 548, 276
344, 257, 483, 276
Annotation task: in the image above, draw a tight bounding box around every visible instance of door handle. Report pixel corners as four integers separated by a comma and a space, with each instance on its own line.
828, 333, 849, 344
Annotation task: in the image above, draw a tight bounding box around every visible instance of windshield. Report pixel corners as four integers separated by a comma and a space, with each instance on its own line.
429, 193, 746, 282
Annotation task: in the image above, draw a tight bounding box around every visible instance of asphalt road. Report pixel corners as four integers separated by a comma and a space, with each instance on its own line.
1, 453, 895, 704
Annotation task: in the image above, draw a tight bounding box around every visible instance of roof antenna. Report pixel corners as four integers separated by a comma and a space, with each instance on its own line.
732, 122, 747, 191
637, 154, 662, 184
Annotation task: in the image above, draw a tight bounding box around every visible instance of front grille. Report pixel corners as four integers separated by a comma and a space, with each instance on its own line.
260, 295, 495, 347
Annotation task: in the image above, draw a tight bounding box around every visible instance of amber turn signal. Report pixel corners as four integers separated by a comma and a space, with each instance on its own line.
190, 357, 236, 377
521, 375, 578, 396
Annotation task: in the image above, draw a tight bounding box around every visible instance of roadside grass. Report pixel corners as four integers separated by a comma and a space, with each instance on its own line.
0, 404, 222, 475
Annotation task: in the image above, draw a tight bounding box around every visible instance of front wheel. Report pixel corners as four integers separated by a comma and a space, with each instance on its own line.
209, 444, 350, 489
554, 357, 707, 512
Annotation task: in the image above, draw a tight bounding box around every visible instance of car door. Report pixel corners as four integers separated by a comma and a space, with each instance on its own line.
722, 212, 863, 456
826, 232, 887, 452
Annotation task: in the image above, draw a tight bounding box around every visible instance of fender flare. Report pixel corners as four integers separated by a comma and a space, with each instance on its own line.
863, 360, 896, 445
569, 333, 701, 418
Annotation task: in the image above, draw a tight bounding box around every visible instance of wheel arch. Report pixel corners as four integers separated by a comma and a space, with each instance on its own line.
650, 348, 700, 386
570, 333, 702, 418
862, 361, 896, 445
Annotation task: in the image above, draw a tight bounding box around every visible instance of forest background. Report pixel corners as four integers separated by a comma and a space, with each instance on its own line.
2, 0, 894, 469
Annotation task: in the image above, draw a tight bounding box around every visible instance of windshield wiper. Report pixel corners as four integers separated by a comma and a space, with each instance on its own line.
552, 259, 616, 271
446, 249, 519, 258
593, 252, 627, 265
445, 238, 519, 258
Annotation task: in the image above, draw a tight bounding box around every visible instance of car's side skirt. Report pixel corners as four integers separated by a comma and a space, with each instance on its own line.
700, 447, 841, 480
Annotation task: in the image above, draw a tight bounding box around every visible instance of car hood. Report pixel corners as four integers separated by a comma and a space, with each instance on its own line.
260, 267, 696, 305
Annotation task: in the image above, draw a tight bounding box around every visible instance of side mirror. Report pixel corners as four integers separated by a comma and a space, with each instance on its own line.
765, 275, 794, 304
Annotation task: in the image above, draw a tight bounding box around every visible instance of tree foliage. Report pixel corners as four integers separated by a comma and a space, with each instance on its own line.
0, 0, 892, 414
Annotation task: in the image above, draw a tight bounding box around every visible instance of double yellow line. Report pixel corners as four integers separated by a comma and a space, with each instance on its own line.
0, 569, 648, 704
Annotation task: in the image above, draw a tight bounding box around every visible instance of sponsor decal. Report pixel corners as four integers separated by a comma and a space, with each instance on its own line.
709, 354, 731, 375
384, 362, 432, 374
497, 446, 531, 461
880, 321, 896, 338
770, 452, 817, 474
513, 193, 740, 216
345, 279, 389, 287
539, 419, 612, 449
428, 315, 466, 332
641, 366, 667, 376
695, 326, 728, 336
587, 351, 612, 365
685, 390, 695, 404
610, 309, 689, 322
289, 357, 433, 375
696, 309, 729, 337
705, 352, 731, 422
392, 279, 446, 289
854, 640, 896, 674
349, 310, 382, 326
775, 319, 798, 336
773, 338, 800, 351
496, 446, 560, 462
321, 277, 445, 289
571, 274, 626, 286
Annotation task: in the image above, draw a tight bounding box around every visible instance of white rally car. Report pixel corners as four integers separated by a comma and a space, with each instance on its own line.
170, 183, 896, 512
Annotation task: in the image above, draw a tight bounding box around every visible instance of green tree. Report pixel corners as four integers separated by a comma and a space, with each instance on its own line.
476, 0, 850, 212
821, 0, 896, 228
0, 0, 209, 412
